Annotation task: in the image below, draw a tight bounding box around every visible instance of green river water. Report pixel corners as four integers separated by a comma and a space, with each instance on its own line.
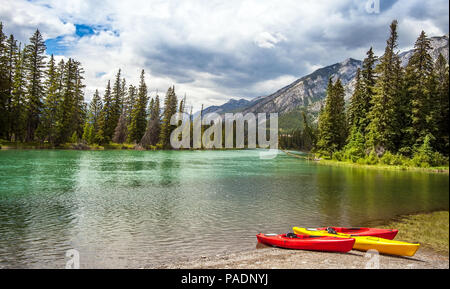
0, 150, 448, 268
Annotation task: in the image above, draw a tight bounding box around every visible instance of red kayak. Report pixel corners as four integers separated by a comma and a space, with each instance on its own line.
256, 233, 355, 253
316, 227, 398, 240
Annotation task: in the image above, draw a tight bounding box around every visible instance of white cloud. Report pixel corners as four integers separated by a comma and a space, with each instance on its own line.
254, 32, 287, 48
1, 0, 448, 111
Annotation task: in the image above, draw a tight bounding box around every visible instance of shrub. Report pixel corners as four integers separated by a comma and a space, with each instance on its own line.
398, 146, 413, 157
365, 151, 379, 165
431, 152, 449, 167
391, 154, 406, 166
332, 151, 343, 161
412, 134, 435, 167
344, 147, 365, 163
380, 151, 394, 165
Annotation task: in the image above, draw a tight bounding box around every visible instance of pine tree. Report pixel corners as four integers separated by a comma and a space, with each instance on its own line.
3, 34, 17, 139
159, 86, 178, 149
90, 90, 103, 131
0, 22, 8, 140
301, 111, 316, 151
109, 69, 123, 139
54, 59, 83, 144
347, 69, 364, 130
37, 55, 60, 143
72, 61, 85, 139
405, 31, 436, 150
128, 70, 148, 143
82, 121, 95, 145
316, 78, 347, 156
24, 29, 46, 141
141, 95, 161, 147
97, 80, 112, 143
38, 54, 61, 143
112, 113, 128, 144
433, 54, 449, 155
83, 89, 102, 144
366, 20, 402, 154
10, 45, 26, 142
124, 85, 137, 125
360, 47, 377, 136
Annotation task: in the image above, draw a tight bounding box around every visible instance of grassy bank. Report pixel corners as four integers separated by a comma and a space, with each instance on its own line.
282, 150, 449, 173
319, 159, 449, 173
383, 211, 449, 254
0, 141, 137, 151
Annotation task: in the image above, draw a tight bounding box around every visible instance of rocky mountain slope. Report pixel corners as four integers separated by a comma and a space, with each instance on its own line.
203, 35, 449, 116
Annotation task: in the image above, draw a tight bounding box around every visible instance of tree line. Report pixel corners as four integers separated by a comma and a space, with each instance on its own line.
0, 22, 185, 149
316, 20, 449, 167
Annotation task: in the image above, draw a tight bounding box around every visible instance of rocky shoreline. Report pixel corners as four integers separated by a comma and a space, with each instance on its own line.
153, 246, 449, 269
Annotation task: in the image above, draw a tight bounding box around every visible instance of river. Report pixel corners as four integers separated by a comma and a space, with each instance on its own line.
0, 150, 448, 268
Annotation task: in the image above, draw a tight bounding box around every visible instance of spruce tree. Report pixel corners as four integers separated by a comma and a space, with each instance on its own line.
109, 69, 123, 139
53, 59, 84, 144
316, 78, 347, 156
37, 55, 60, 143
128, 70, 148, 143
433, 54, 449, 155
124, 85, 137, 125
159, 86, 178, 149
360, 47, 377, 137
55, 59, 77, 144
112, 113, 128, 144
141, 95, 161, 147
3, 35, 17, 139
24, 29, 46, 141
98, 80, 112, 143
347, 69, 364, 130
10, 45, 26, 142
405, 31, 436, 150
366, 20, 402, 154
0, 22, 8, 139
72, 61, 85, 139
90, 90, 103, 132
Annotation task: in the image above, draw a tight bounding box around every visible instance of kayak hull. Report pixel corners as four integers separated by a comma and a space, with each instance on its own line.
351, 237, 420, 257
316, 227, 398, 240
256, 233, 355, 253
293, 227, 420, 257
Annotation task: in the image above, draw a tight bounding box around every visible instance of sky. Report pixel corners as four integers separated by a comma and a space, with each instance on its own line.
1, 0, 449, 111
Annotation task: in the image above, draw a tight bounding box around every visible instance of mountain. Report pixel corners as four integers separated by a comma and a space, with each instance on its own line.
202, 35, 449, 118
399, 35, 449, 67
201, 98, 252, 115
243, 58, 361, 115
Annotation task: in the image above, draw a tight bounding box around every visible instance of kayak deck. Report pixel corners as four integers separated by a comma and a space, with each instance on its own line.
316, 227, 398, 240
293, 227, 420, 257
256, 233, 355, 253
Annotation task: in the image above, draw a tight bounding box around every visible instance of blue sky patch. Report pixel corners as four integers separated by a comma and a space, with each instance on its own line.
45, 36, 68, 55
75, 24, 95, 37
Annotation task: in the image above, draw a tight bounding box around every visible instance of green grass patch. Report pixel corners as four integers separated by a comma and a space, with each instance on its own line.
383, 211, 449, 254
318, 159, 449, 174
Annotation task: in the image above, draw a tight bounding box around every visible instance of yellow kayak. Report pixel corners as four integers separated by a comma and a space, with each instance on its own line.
293, 227, 420, 257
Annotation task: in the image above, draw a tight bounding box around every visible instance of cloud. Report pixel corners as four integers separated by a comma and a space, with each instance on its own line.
1, 0, 448, 110
254, 32, 287, 49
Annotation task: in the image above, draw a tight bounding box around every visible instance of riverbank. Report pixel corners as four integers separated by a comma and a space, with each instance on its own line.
319, 159, 449, 174
283, 150, 449, 174
0, 141, 136, 150
155, 211, 449, 269
381, 211, 449, 254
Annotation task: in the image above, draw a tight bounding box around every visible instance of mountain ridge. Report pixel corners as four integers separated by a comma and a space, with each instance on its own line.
201, 35, 449, 117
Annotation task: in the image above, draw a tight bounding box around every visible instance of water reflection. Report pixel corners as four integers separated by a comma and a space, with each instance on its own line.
0, 150, 448, 268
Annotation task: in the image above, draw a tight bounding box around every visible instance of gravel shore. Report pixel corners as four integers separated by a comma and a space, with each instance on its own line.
155, 245, 449, 269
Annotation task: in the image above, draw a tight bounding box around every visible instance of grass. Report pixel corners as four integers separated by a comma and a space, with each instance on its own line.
0, 141, 137, 151
382, 211, 449, 254
318, 159, 449, 174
